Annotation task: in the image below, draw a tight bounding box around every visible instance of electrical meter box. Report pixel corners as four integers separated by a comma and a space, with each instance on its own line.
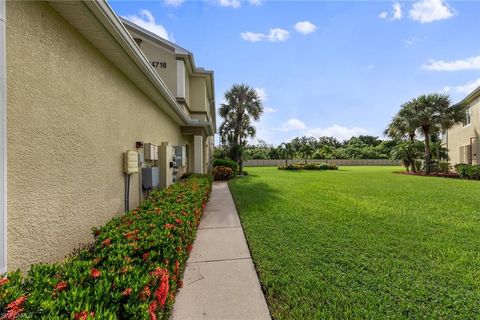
144, 143, 158, 161
142, 167, 160, 189
174, 146, 186, 167
123, 151, 139, 174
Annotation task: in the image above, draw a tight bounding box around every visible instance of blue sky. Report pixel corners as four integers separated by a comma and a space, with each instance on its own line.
110, 0, 480, 145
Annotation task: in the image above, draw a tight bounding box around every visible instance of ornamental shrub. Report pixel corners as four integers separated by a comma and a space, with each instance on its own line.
437, 162, 451, 174
455, 164, 480, 180
212, 166, 234, 181
212, 159, 238, 175
279, 163, 338, 171
278, 164, 303, 170
0, 175, 212, 319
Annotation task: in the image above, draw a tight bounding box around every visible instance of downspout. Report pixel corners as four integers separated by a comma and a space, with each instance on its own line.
0, 0, 7, 273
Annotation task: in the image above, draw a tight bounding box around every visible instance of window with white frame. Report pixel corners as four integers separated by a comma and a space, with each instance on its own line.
463, 107, 471, 126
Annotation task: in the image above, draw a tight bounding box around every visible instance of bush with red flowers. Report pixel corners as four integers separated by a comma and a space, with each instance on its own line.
0, 174, 212, 319
212, 166, 234, 181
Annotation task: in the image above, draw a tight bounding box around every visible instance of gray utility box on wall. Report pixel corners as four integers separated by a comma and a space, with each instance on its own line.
142, 167, 160, 189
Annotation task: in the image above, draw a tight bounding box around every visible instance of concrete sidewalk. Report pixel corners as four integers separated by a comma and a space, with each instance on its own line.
171, 182, 271, 320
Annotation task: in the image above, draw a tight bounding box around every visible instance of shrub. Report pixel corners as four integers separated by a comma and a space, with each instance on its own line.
278, 164, 303, 170
304, 163, 338, 170
437, 162, 451, 174
212, 158, 238, 175
415, 160, 423, 172
455, 164, 480, 180
279, 163, 338, 171
212, 166, 234, 181
0, 175, 212, 319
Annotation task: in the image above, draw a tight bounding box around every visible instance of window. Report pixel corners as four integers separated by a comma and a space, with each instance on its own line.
463, 107, 471, 126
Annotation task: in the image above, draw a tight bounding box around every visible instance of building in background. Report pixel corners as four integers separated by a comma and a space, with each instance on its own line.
444, 86, 480, 166
1, 0, 215, 272
122, 18, 216, 175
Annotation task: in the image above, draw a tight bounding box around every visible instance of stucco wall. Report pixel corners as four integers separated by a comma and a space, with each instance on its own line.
190, 78, 208, 113
6, 1, 192, 271
127, 29, 178, 96
446, 97, 480, 165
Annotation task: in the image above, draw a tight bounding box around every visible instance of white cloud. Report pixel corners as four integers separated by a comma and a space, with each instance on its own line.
255, 87, 268, 102
264, 107, 278, 113
248, 0, 262, 6
216, 0, 241, 8
379, 2, 402, 21
443, 79, 480, 94
253, 88, 277, 113
268, 28, 290, 41
392, 2, 403, 20
241, 28, 290, 42
164, 0, 184, 6
409, 0, 455, 23
282, 118, 307, 131
368, 64, 375, 70
294, 21, 317, 35
240, 32, 264, 42
306, 125, 369, 141
124, 10, 172, 41
208, 0, 261, 8
281, 119, 369, 140
423, 56, 480, 71
379, 11, 388, 19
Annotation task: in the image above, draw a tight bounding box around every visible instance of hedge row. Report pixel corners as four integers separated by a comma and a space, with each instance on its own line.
0, 174, 212, 320
455, 164, 480, 180
278, 163, 338, 171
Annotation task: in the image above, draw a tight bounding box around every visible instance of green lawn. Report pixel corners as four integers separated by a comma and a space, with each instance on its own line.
228, 166, 480, 319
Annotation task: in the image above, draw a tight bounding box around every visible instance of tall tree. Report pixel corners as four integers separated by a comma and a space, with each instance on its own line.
278, 142, 296, 166
386, 93, 467, 174
300, 143, 315, 164
219, 84, 264, 171
384, 102, 420, 172
410, 93, 467, 174
384, 102, 418, 143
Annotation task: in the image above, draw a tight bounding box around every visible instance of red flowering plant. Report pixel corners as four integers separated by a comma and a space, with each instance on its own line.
0, 174, 212, 319
212, 166, 234, 181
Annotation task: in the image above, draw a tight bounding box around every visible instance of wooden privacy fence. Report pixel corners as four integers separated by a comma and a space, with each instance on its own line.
243, 159, 402, 167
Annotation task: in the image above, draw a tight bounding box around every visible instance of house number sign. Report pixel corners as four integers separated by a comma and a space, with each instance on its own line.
150, 61, 167, 68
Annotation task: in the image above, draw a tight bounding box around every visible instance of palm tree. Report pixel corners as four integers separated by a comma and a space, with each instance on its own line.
300, 143, 315, 164
409, 93, 466, 174
385, 102, 420, 172
386, 93, 467, 174
390, 141, 422, 172
278, 142, 295, 166
219, 84, 264, 171
384, 102, 418, 143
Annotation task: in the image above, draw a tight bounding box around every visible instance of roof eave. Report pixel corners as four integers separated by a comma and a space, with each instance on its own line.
455, 85, 480, 107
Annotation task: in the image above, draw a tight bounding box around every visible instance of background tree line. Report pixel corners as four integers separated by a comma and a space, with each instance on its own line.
217, 135, 411, 161
217, 84, 467, 174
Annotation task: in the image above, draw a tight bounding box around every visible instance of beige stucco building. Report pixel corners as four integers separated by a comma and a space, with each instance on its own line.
444, 86, 480, 166
0, 0, 215, 272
